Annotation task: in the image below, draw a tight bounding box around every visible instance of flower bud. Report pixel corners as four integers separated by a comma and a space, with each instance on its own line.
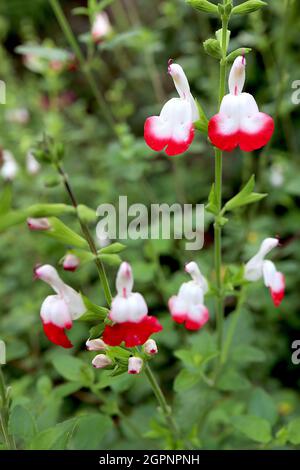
143, 339, 158, 355
92, 354, 113, 369
128, 357, 143, 374
27, 217, 51, 231
186, 0, 218, 14
26, 151, 40, 175
63, 254, 80, 272
86, 338, 107, 351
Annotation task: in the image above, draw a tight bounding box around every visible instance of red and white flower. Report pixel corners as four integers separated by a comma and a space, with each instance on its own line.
102, 262, 162, 347
168, 261, 209, 330
143, 339, 158, 355
1, 150, 19, 181
92, 354, 112, 369
35, 264, 86, 348
27, 217, 51, 231
91, 12, 112, 43
26, 151, 40, 175
208, 56, 274, 152
144, 61, 199, 156
62, 253, 80, 272
244, 237, 285, 307
128, 357, 143, 375
86, 338, 107, 351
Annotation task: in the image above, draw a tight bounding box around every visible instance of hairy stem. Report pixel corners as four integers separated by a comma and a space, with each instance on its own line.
214, 12, 228, 355
49, 0, 116, 132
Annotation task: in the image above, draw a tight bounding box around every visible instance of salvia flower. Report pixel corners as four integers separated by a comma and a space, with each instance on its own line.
128, 357, 143, 375
244, 237, 285, 307
0, 150, 19, 181
26, 151, 40, 175
35, 264, 86, 348
208, 56, 274, 152
92, 354, 112, 369
103, 262, 162, 347
168, 261, 209, 330
144, 61, 199, 156
27, 217, 51, 231
91, 12, 112, 43
143, 339, 158, 355
86, 338, 107, 351
63, 253, 80, 272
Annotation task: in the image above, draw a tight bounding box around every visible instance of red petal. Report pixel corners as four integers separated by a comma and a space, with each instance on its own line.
208, 115, 239, 152
165, 127, 195, 156
144, 117, 169, 152
239, 114, 274, 152
42, 321, 73, 348
270, 274, 285, 307
103, 316, 163, 347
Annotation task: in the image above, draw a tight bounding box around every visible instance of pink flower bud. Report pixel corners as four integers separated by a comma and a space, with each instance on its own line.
86, 338, 107, 351
92, 354, 112, 369
91, 12, 112, 43
63, 254, 80, 272
128, 357, 143, 374
27, 217, 51, 231
143, 339, 158, 355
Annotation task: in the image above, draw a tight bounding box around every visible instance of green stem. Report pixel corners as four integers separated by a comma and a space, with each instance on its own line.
214, 12, 228, 355
221, 286, 247, 364
144, 363, 181, 446
0, 367, 15, 450
56, 164, 182, 446
49, 0, 116, 132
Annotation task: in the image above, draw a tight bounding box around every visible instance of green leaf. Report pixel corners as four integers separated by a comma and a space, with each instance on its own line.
79, 295, 108, 322
218, 368, 250, 391
71, 414, 113, 450
206, 184, 219, 215
0, 184, 12, 215
194, 99, 209, 134
99, 242, 126, 254
186, 0, 219, 14
26, 203, 75, 217
98, 253, 122, 266
15, 44, 72, 62
72, 6, 89, 15
231, 415, 272, 444
203, 38, 222, 59
0, 209, 28, 232
29, 418, 78, 450
77, 204, 97, 223
249, 388, 278, 426
51, 355, 94, 385
232, 0, 267, 15
174, 369, 200, 392
215, 28, 231, 51
8, 405, 37, 443
231, 345, 266, 364
44, 217, 88, 249
224, 175, 267, 212
226, 48, 252, 63
89, 323, 105, 340
287, 417, 300, 445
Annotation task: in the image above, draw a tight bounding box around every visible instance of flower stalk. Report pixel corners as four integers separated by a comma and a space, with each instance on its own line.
0, 367, 15, 449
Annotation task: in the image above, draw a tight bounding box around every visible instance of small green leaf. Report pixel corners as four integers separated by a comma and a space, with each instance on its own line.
224, 175, 267, 212
51, 355, 94, 385
0, 210, 28, 232
218, 368, 250, 391
26, 203, 75, 218
232, 0, 267, 15
71, 414, 113, 450
80, 295, 108, 322
287, 417, 300, 445
45, 217, 88, 249
203, 38, 222, 59
99, 242, 126, 254
186, 0, 219, 14
216, 28, 231, 51
231, 415, 272, 444
231, 345, 266, 364
98, 253, 122, 266
0, 184, 12, 215
249, 388, 278, 426
174, 369, 200, 392
77, 204, 97, 224
9, 405, 37, 443
15, 44, 72, 62
194, 99, 209, 134
226, 48, 252, 63
89, 323, 105, 340
206, 184, 219, 215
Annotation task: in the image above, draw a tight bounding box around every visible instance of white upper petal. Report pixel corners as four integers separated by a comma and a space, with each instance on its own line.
185, 261, 208, 294
262, 260, 277, 287
218, 94, 240, 134
161, 98, 193, 142
228, 56, 246, 95
245, 238, 279, 282
60, 285, 86, 320
110, 292, 147, 323
169, 63, 191, 100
